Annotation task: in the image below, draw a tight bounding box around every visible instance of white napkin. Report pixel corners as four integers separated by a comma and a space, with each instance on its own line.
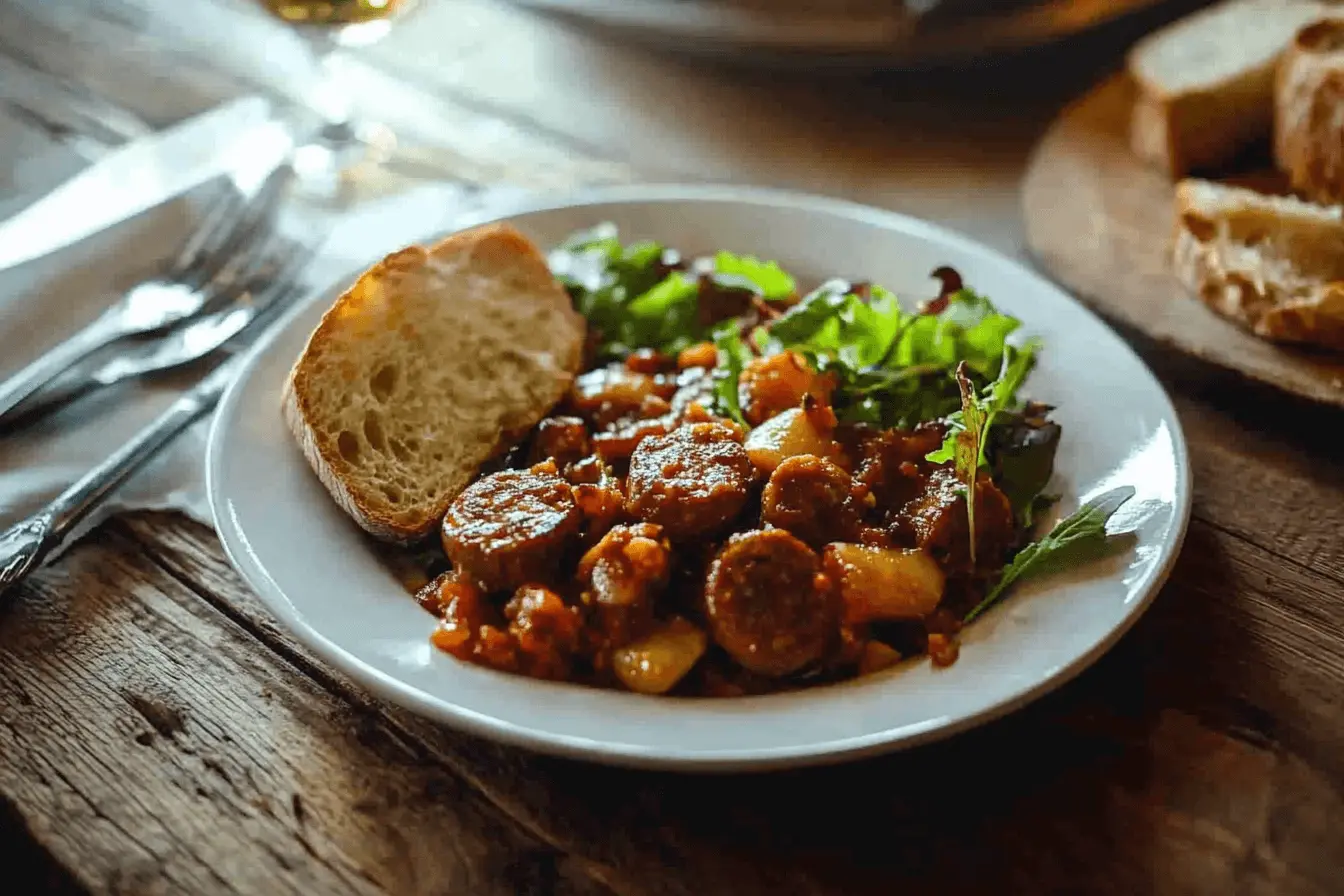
0, 170, 531, 557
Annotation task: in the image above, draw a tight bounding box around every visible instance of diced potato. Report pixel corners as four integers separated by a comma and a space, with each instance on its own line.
612, 619, 708, 695
858, 641, 903, 675
743, 407, 834, 474
823, 543, 945, 624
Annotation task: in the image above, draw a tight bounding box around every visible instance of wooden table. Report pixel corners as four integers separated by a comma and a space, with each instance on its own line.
4, 1, 1344, 893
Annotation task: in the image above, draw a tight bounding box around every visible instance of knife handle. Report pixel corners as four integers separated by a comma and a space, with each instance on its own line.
0, 309, 124, 423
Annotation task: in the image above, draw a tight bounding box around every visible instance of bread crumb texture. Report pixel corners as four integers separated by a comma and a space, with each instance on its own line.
284, 223, 586, 543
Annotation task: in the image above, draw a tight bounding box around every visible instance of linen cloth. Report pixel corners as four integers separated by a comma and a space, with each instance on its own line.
0, 130, 528, 556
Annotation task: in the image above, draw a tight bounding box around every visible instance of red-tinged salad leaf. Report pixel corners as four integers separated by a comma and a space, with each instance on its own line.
964, 486, 1138, 622
988, 405, 1062, 529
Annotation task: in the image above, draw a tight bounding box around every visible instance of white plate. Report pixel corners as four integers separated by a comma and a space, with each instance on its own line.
206, 184, 1191, 772
502, 0, 1172, 67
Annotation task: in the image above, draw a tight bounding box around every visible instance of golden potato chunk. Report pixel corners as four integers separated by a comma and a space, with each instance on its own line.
822, 543, 945, 624
612, 618, 709, 695
743, 407, 837, 474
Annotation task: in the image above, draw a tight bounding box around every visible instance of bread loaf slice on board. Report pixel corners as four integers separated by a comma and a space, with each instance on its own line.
1128, 0, 1332, 177
282, 222, 587, 545
1276, 17, 1344, 202
1172, 177, 1344, 350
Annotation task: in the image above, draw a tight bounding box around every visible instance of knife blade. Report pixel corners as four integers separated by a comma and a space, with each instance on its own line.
0, 93, 285, 273
0, 51, 153, 154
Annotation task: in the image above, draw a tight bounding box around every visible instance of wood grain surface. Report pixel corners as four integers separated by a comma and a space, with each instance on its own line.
1022, 73, 1344, 409
4, 1, 1344, 894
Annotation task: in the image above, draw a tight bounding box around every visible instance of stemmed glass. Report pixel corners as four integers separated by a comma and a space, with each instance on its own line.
253, 0, 432, 190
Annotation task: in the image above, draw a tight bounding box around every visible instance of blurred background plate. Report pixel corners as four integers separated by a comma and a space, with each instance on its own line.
501, 0, 1194, 68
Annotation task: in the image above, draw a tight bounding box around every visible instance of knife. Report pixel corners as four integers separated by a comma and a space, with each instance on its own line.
0, 93, 283, 273
0, 51, 152, 156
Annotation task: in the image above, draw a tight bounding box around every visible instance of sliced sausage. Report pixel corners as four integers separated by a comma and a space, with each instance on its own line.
761, 455, 862, 548
900, 467, 1015, 573
703, 529, 838, 676
528, 416, 591, 469
567, 365, 661, 428
625, 422, 753, 539
592, 414, 675, 464
441, 469, 582, 591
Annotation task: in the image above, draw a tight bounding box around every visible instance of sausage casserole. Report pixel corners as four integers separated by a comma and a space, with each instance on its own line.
399, 223, 1131, 697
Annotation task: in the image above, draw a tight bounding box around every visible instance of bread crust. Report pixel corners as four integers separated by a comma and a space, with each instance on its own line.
282, 223, 585, 545
1275, 17, 1344, 204
1172, 178, 1344, 351
1127, 0, 1328, 177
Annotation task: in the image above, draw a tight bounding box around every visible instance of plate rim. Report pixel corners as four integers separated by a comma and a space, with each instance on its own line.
205, 181, 1194, 772
500, 0, 1173, 61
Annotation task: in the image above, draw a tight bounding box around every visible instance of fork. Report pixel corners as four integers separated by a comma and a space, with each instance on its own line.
0, 157, 295, 423
0, 234, 318, 430
0, 268, 311, 601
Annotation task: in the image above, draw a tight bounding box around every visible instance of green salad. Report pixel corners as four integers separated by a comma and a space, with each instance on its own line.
549, 222, 1136, 626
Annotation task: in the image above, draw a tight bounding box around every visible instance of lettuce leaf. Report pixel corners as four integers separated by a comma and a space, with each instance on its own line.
710, 322, 752, 426
927, 339, 1041, 463
553, 225, 803, 361
553, 228, 1038, 457
761, 282, 1027, 431
620, 272, 702, 355
549, 224, 676, 359
710, 251, 796, 302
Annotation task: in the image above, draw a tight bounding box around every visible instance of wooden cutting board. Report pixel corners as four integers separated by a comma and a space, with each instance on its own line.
1021, 73, 1344, 408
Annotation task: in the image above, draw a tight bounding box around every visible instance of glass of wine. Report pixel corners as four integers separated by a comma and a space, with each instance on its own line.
254, 0, 423, 188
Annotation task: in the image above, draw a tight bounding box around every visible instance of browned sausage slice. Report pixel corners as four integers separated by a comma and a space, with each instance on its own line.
761, 454, 862, 549
441, 469, 582, 591
703, 529, 838, 676
568, 365, 667, 428
625, 422, 753, 539
528, 416, 591, 469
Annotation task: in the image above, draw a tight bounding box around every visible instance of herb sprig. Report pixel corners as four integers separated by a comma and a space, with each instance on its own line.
964, 486, 1138, 622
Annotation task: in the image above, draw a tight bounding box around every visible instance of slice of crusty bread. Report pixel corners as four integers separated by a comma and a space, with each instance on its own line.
1128, 0, 1333, 177
1275, 17, 1344, 202
1172, 177, 1344, 350
282, 222, 586, 544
